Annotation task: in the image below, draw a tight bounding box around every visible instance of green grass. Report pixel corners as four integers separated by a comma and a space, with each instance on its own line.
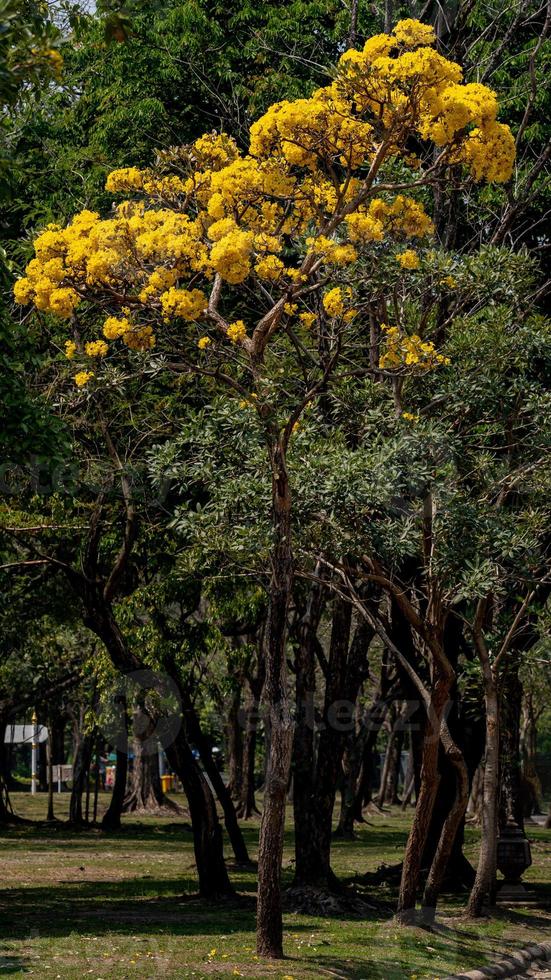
1, 792, 550, 978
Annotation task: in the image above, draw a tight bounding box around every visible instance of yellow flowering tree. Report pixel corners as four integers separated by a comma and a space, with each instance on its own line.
14, 18, 515, 958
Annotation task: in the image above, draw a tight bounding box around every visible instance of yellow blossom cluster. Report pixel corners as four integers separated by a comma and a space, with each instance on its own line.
13, 19, 514, 386
255, 255, 285, 281
227, 320, 247, 343
379, 324, 450, 370
323, 287, 352, 318
160, 288, 207, 321
396, 249, 420, 269
74, 370, 93, 387
85, 340, 109, 357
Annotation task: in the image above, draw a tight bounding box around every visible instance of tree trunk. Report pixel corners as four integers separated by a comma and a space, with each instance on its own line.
101, 690, 129, 831
468, 764, 483, 822
376, 702, 406, 807
123, 704, 173, 813
256, 442, 294, 959
236, 687, 261, 820
421, 614, 481, 893
181, 692, 251, 865
165, 727, 233, 898
422, 722, 469, 921
396, 665, 453, 922
467, 666, 499, 917
226, 688, 243, 801
69, 721, 93, 826
521, 690, 543, 817
102, 747, 128, 830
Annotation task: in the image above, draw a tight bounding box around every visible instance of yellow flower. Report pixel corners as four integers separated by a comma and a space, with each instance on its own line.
160, 287, 207, 321
396, 249, 420, 270
64, 340, 77, 360
443, 275, 457, 288
284, 303, 297, 315
85, 340, 109, 358
74, 371, 94, 387
13, 277, 34, 305
102, 316, 131, 340
299, 312, 316, 329
123, 325, 155, 351
197, 336, 211, 350
402, 411, 420, 422
323, 286, 351, 318
105, 167, 144, 193
255, 255, 284, 281
227, 320, 247, 343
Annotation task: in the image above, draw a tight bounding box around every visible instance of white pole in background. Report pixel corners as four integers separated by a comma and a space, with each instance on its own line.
31, 710, 38, 795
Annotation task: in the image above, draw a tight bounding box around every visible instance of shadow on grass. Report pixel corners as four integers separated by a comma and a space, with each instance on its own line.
0, 951, 29, 975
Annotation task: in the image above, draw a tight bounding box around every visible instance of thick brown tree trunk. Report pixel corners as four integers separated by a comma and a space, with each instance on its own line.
256, 442, 294, 959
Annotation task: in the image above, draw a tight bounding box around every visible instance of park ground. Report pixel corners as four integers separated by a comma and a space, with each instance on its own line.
0, 793, 550, 979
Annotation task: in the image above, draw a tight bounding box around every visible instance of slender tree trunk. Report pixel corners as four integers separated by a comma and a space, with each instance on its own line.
165, 727, 233, 898
101, 691, 129, 831
467, 665, 500, 917
377, 702, 406, 806
69, 722, 93, 826
256, 442, 294, 959
226, 688, 244, 801
182, 692, 250, 865
236, 688, 261, 820
521, 690, 543, 817
102, 747, 128, 830
468, 764, 483, 822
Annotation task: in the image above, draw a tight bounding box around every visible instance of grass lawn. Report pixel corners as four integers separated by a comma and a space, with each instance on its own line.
0, 791, 550, 979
